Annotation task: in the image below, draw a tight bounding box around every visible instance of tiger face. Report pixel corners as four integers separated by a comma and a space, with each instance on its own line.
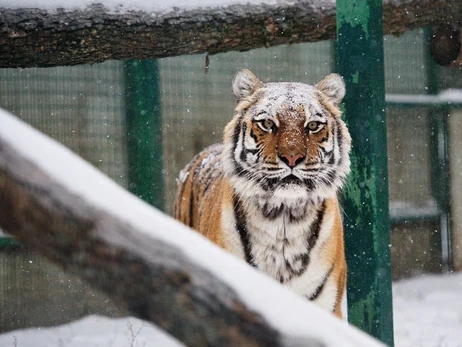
223, 69, 351, 206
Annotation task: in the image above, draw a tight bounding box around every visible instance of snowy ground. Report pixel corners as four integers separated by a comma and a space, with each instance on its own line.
393, 272, 462, 347
0, 316, 184, 347
0, 272, 461, 347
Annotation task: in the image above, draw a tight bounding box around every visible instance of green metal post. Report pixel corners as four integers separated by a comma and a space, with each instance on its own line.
336, 0, 394, 345
425, 33, 452, 271
429, 107, 451, 271
124, 60, 165, 211
0, 237, 20, 248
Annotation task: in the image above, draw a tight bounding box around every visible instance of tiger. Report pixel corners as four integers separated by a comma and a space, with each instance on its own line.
174, 69, 351, 318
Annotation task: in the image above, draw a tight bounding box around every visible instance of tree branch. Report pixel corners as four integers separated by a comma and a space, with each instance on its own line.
0, 109, 383, 346
1, 0, 461, 68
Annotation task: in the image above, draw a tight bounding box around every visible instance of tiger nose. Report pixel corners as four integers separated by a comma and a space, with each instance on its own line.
279, 153, 305, 168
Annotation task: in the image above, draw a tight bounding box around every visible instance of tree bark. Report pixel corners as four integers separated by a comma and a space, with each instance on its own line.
0, 0, 461, 68
0, 137, 279, 346
0, 110, 383, 347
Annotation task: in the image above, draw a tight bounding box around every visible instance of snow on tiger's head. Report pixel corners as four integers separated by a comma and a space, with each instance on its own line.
223, 69, 351, 204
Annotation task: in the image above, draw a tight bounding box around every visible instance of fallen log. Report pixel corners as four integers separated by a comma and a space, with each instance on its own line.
0, 108, 383, 346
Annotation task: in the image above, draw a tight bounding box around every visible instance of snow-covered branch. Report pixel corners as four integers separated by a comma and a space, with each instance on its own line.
0, 0, 461, 68
0, 108, 383, 346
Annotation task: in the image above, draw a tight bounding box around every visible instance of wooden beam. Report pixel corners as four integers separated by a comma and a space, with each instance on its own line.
0, 110, 383, 347
0, 0, 461, 68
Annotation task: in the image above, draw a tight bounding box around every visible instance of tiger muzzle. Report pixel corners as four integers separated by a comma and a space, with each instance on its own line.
279, 153, 305, 168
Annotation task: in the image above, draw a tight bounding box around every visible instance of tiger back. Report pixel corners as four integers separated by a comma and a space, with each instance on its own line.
174, 69, 351, 318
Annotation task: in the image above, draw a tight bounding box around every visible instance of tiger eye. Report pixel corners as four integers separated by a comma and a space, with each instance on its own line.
263, 119, 274, 131
307, 121, 319, 131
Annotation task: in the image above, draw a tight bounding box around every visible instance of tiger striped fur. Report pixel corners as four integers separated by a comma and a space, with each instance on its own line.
174, 69, 351, 317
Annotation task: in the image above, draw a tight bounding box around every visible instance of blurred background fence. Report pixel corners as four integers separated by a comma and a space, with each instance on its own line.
1, 28, 462, 332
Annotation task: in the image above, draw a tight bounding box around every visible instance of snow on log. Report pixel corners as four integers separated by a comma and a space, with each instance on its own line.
0, 0, 461, 68
0, 110, 379, 347
0, 108, 383, 346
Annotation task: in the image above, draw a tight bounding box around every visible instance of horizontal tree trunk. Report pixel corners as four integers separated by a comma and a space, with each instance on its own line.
0, 0, 461, 68
0, 109, 383, 347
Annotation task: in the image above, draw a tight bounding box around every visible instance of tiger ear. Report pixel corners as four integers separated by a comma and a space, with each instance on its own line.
232, 69, 262, 101
316, 73, 345, 105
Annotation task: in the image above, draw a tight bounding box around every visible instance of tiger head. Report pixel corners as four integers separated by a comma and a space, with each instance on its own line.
223, 69, 351, 206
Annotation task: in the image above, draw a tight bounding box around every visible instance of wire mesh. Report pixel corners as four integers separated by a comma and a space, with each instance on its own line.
384, 29, 428, 94
0, 61, 129, 332
386, 107, 433, 208
0, 61, 128, 188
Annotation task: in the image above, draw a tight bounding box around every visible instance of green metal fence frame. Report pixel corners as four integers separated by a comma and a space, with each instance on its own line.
385, 92, 459, 273
336, 6, 461, 342
384, 28, 460, 271
0, 237, 20, 248
124, 59, 165, 211
336, 0, 394, 345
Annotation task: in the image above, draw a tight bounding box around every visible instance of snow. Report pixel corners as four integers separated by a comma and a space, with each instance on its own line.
0, 109, 382, 346
0, 0, 301, 14
438, 89, 462, 103
1, 272, 461, 346
389, 200, 439, 220
0, 315, 184, 347
386, 90, 462, 106
393, 272, 462, 347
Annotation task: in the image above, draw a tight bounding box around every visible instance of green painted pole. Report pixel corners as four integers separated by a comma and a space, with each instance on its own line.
0, 237, 20, 248
336, 0, 394, 345
425, 35, 452, 271
124, 60, 165, 211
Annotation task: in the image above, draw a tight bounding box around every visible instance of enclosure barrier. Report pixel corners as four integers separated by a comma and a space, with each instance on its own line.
386, 91, 462, 271
336, 0, 393, 344
124, 59, 165, 211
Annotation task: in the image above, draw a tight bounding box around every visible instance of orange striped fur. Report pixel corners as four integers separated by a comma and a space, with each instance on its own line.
174, 70, 351, 317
